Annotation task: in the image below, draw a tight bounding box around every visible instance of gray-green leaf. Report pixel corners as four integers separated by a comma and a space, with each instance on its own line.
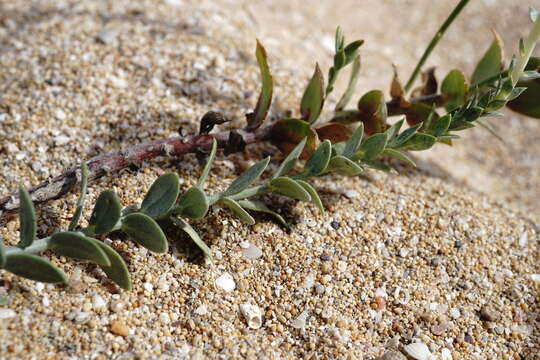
296, 180, 325, 214
327, 156, 364, 176
472, 32, 504, 85
397, 133, 437, 151
222, 157, 270, 197
92, 240, 132, 290
300, 64, 325, 124
246, 40, 274, 131
140, 173, 180, 219
441, 70, 469, 111
68, 162, 89, 231
0, 240, 6, 268
238, 199, 289, 227
272, 138, 306, 179
121, 213, 168, 253
269, 177, 311, 201
354, 133, 388, 161
301, 140, 332, 177
172, 217, 212, 259
382, 149, 416, 167
17, 185, 36, 249
197, 139, 217, 187
342, 124, 364, 158
49, 232, 110, 266
221, 198, 255, 225
86, 190, 122, 236
176, 187, 209, 219
4, 253, 67, 284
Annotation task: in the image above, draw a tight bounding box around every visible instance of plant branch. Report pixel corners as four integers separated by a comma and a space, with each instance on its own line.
404, 0, 471, 92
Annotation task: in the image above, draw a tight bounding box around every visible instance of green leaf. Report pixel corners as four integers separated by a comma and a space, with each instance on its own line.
335, 26, 345, 52
343, 40, 364, 64
384, 119, 404, 142
390, 124, 421, 148
176, 187, 209, 219
426, 114, 452, 137
382, 149, 416, 167
140, 173, 180, 219
300, 64, 325, 124
17, 185, 36, 249
327, 156, 363, 176
222, 157, 270, 197
296, 180, 325, 214
272, 138, 306, 179
121, 213, 168, 253
269, 177, 312, 201
0, 240, 6, 268
472, 31, 504, 85
246, 40, 273, 131
69, 162, 89, 231
49, 232, 110, 266
301, 140, 332, 177
85, 190, 122, 236
397, 133, 437, 151
92, 240, 132, 290
353, 133, 388, 161
270, 118, 318, 157
238, 199, 289, 227
441, 70, 469, 111
197, 139, 217, 187
357, 90, 387, 134
4, 253, 67, 284
507, 77, 540, 118
342, 124, 364, 158
335, 55, 361, 111
361, 160, 396, 173
172, 217, 212, 259
220, 198, 255, 225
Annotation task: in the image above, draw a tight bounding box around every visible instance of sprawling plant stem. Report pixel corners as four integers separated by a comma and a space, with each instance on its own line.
404, 0, 471, 92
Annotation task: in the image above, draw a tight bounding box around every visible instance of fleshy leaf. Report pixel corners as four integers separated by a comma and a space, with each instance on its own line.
246, 40, 273, 131
301, 140, 332, 177
238, 199, 289, 227
4, 253, 67, 284
335, 55, 361, 111
342, 124, 364, 158
357, 90, 387, 135
384, 119, 404, 142
315, 123, 352, 144
222, 157, 270, 197
354, 133, 388, 161
68, 162, 89, 231
17, 185, 36, 249
172, 217, 212, 259
397, 133, 437, 151
390, 124, 421, 148
382, 149, 416, 167
0, 240, 6, 268
270, 119, 318, 158
472, 31, 504, 85
220, 198, 255, 225
49, 232, 110, 266
441, 70, 469, 111
92, 240, 132, 290
176, 187, 209, 219
426, 114, 452, 137
327, 156, 363, 176
296, 180, 325, 214
300, 64, 325, 124
140, 173, 180, 219
121, 213, 168, 253
272, 138, 306, 179
343, 40, 364, 63
361, 160, 396, 173
197, 139, 217, 187
269, 177, 312, 201
86, 190, 122, 236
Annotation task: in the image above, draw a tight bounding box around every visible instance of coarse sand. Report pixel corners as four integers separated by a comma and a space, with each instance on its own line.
0, 0, 538, 359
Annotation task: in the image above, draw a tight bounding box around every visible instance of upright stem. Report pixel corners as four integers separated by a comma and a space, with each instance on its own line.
404, 0, 471, 92
510, 16, 540, 86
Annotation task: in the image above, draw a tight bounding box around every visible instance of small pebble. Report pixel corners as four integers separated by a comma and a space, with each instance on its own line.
0, 309, 16, 319
291, 311, 309, 329
241, 243, 263, 260
96, 28, 118, 44
480, 305, 500, 322
239, 303, 263, 329
377, 351, 406, 360
403, 342, 432, 360
215, 273, 236, 292
110, 320, 130, 337
330, 220, 340, 230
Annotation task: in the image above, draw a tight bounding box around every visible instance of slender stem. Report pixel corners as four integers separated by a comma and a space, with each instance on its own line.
404, 0, 471, 92
510, 16, 540, 86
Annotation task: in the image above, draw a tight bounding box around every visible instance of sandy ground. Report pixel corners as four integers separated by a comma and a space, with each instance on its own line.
0, 0, 539, 359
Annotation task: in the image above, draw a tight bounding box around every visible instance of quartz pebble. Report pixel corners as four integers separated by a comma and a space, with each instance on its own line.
0, 309, 16, 320
291, 311, 309, 329
239, 303, 263, 329
92, 294, 107, 311
241, 243, 263, 260
215, 273, 236, 292
403, 342, 432, 360
377, 351, 406, 360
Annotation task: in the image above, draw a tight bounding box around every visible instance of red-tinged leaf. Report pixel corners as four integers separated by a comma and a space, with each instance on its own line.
245, 40, 273, 131
357, 90, 387, 135
315, 123, 352, 144
270, 119, 318, 158
412, 67, 438, 97
404, 102, 437, 126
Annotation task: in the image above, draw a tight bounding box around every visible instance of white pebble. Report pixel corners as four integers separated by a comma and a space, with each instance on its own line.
449, 308, 461, 319
159, 312, 170, 324
530, 274, 540, 283
194, 304, 208, 316
42, 294, 50, 307
242, 243, 263, 260
403, 342, 432, 360
519, 232, 528, 247
54, 109, 66, 120
343, 189, 359, 199
0, 309, 16, 319
74, 312, 90, 323
35, 283, 45, 292
92, 294, 107, 311
291, 311, 309, 329
215, 273, 236, 292
109, 75, 127, 88
143, 282, 153, 292
441, 348, 453, 360
54, 135, 70, 146
239, 303, 263, 329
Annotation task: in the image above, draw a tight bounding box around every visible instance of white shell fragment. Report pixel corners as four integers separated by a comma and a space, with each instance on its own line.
239, 303, 263, 329
215, 273, 236, 292
403, 342, 432, 360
